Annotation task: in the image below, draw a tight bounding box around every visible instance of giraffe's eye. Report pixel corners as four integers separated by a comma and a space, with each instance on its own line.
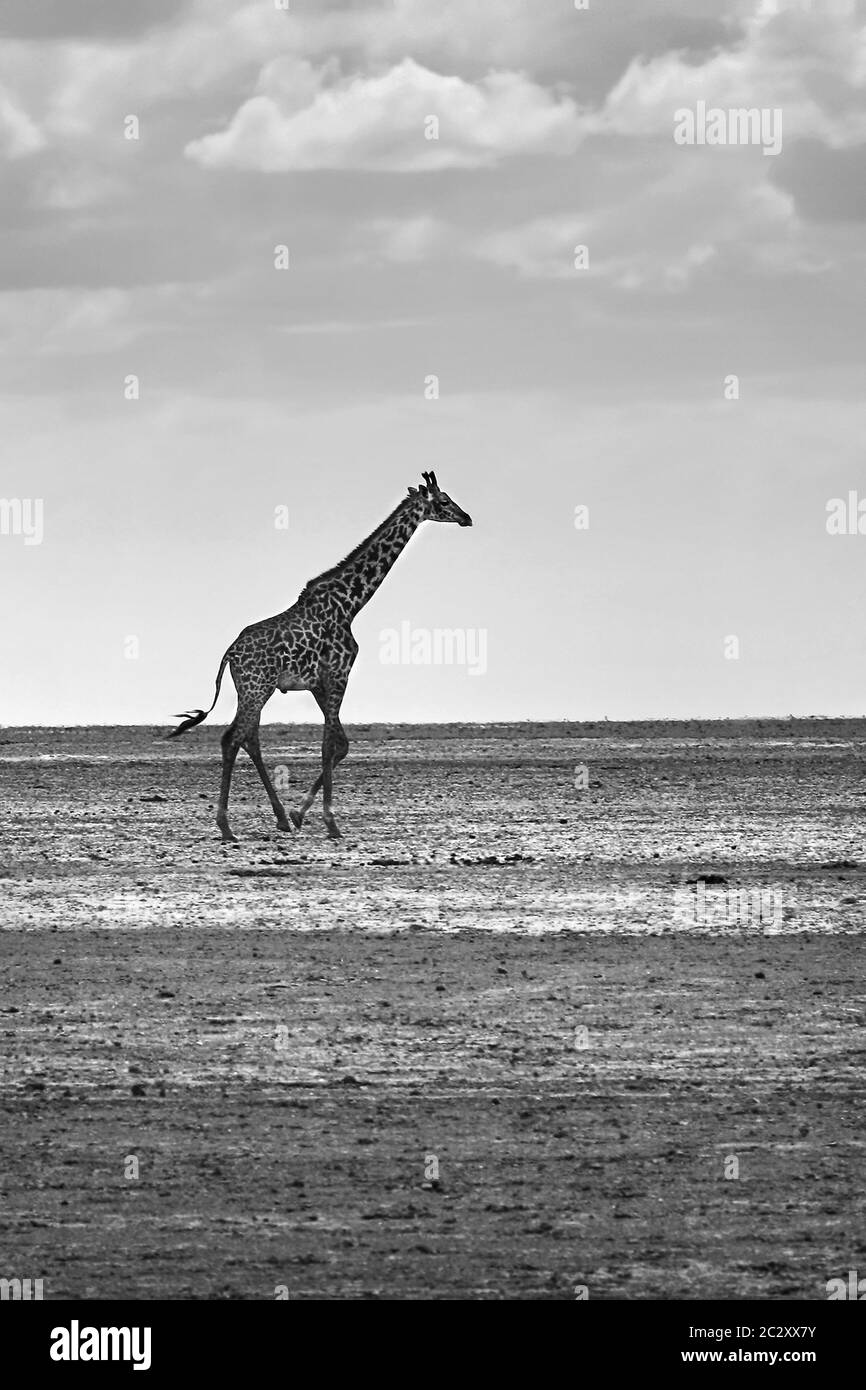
440, 495, 450, 505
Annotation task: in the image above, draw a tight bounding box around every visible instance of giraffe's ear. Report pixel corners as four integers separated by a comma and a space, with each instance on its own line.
407, 486, 419, 495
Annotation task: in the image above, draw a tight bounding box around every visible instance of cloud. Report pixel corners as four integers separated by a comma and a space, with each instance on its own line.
589, 5, 866, 150
362, 215, 446, 262
0, 88, 44, 156
184, 58, 583, 172
0, 0, 862, 385
0, 282, 204, 359
473, 158, 806, 289
470, 5, 866, 289
476, 212, 722, 290
251, 0, 738, 99
0, 287, 134, 356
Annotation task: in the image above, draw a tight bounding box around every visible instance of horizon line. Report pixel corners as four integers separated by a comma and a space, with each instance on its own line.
3, 714, 865, 731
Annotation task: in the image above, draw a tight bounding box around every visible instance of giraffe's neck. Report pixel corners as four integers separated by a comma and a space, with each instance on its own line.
298, 496, 426, 618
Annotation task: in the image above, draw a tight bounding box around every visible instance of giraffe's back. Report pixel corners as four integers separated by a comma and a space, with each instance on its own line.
227, 604, 353, 696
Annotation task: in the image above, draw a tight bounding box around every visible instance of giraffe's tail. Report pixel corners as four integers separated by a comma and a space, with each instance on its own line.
165, 650, 231, 739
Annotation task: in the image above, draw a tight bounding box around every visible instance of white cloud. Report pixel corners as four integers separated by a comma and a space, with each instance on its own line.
0, 284, 201, 356
276, 0, 580, 76
0, 288, 133, 355
474, 159, 804, 289
34, 166, 127, 210
476, 217, 589, 280
184, 58, 583, 172
590, 6, 866, 149
0, 87, 44, 157
471, 6, 866, 290
363, 215, 446, 262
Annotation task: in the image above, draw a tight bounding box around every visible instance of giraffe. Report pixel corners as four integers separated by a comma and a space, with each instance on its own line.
167, 471, 472, 842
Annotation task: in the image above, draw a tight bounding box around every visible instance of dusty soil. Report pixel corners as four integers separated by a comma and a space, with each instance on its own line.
1, 720, 865, 1299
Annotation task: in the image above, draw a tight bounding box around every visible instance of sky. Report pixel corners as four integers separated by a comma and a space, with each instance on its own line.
1, 0, 865, 725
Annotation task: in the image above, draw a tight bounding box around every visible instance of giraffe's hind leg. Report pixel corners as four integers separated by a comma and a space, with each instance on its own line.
216, 683, 275, 842
243, 727, 292, 832
216, 722, 242, 843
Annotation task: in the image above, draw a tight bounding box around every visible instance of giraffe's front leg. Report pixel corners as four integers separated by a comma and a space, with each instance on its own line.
291, 723, 348, 837
321, 722, 349, 839
290, 681, 348, 834
321, 732, 340, 840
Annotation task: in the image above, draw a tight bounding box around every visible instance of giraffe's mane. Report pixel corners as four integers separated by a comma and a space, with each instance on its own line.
296, 495, 413, 602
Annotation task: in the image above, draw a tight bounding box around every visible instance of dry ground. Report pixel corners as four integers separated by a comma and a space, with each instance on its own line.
1, 720, 864, 1299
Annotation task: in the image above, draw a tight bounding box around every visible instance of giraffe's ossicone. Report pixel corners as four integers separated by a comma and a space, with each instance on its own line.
167, 471, 473, 842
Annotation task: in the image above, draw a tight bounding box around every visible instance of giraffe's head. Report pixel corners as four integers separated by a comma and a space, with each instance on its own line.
408, 471, 473, 527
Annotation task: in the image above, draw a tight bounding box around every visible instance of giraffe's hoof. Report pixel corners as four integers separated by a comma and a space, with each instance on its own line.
325, 822, 342, 841
289, 810, 303, 831
276, 818, 293, 833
